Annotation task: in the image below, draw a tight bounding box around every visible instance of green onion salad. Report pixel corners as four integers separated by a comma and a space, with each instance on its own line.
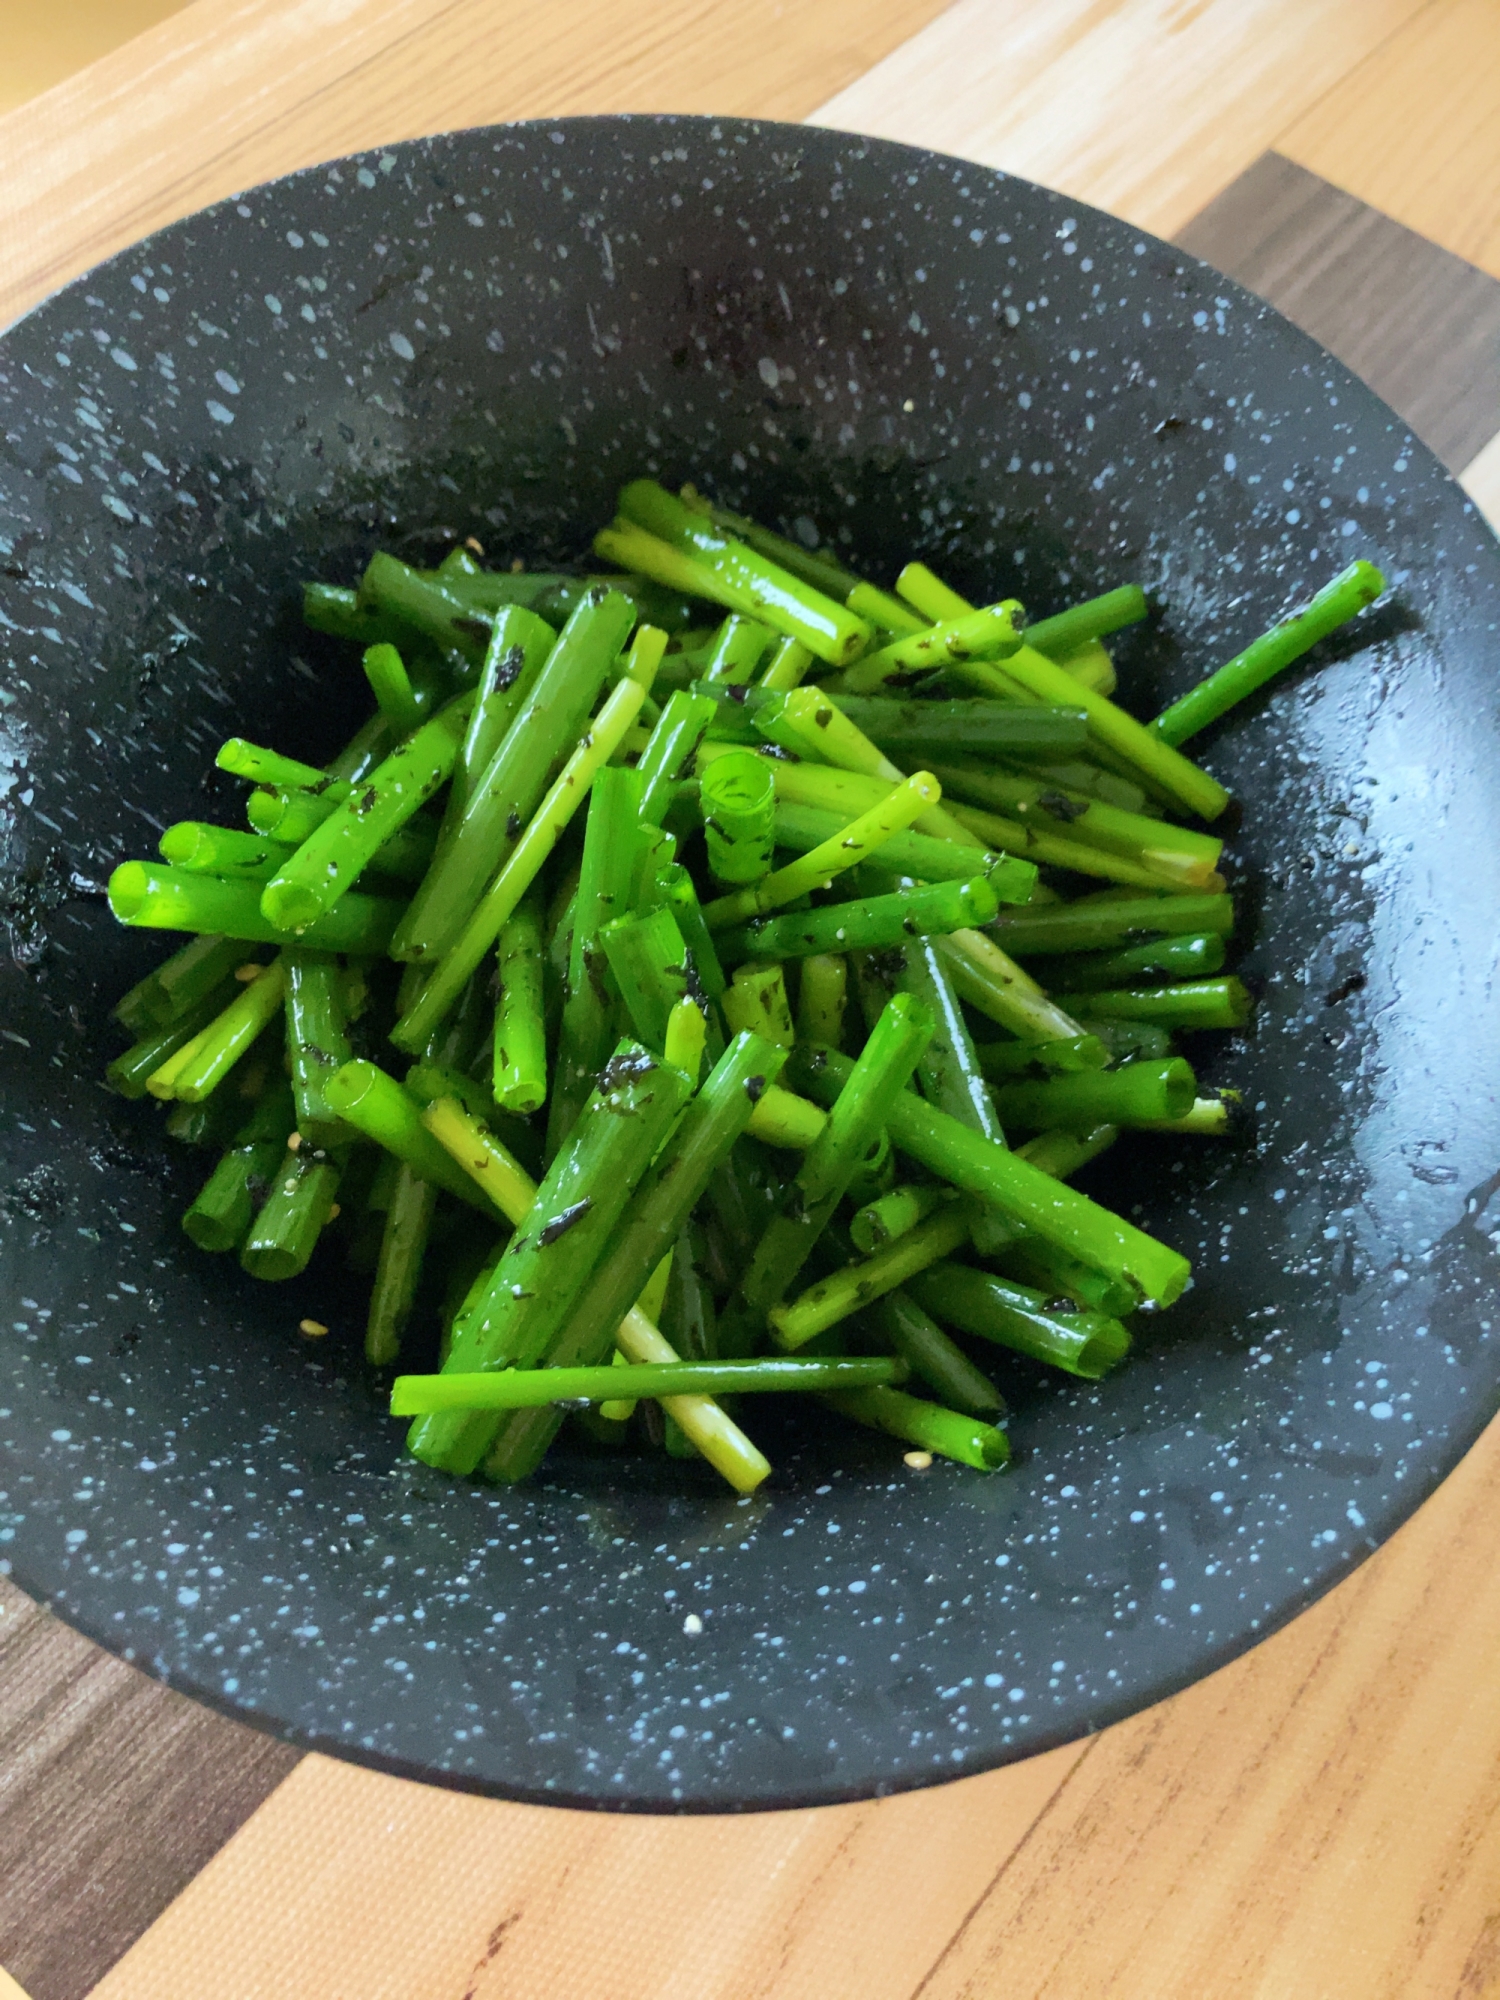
103, 482, 1387, 1493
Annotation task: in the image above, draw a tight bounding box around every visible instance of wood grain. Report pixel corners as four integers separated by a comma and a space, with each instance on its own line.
916, 1407, 1500, 2000
809, 0, 1428, 244
93, 1412, 1500, 1999
0, 1577, 296, 2000
88, 1741, 1083, 1999
0, 0, 191, 121
1175, 152, 1500, 475
0, 0, 955, 333
1278, 0, 1500, 284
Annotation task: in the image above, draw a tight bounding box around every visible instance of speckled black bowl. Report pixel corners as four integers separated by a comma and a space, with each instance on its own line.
1, 117, 1498, 1812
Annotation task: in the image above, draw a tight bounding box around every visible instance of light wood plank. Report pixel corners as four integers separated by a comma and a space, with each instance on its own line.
88, 1741, 1082, 1999
914, 1410, 1500, 2000
1278, 0, 1500, 284
0, 0, 955, 333
810, 0, 1428, 243
90, 1418, 1500, 2000
1461, 430, 1500, 531
0, 0, 191, 119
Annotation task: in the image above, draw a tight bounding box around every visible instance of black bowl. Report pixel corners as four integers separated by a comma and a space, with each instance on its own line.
2, 116, 1498, 1812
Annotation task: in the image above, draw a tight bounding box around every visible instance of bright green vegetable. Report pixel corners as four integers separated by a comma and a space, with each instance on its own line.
107, 977, 245, 1099
107, 863, 402, 954
789, 1045, 1190, 1308
907, 1263, 1132, 1379
181, 1084, 296, 1253
840, 599, 1025, 693
1151, 560, 1384, 745
159, 959, 288, 1103
984, 642, 1231, 821
972, 1036, 1110, 1081
991, 892, 1234, 958
635, 689, 718, 827
733, 993, 933, 1327
701, 748, 777, 886
362, 642, 422, 733
1040, 933, 1227, 990
392, 1354, 899, 1413
703, 769, 942, 928
548, 766, 646, 1155
828, 695, 1089, 761
115, 484, 1382, 1499
1024, 586, 1150, 658
702, 613, 776, 684
992, 1057, 1198, 1132
323, 1061, 498, 1213
772, 1198, 974, 1349
407, 1041, 694, 1476
366, 1167, 438, 1366
927, 760, 1225, 887
656, 862, 727, 1000
389, 663, 656, 1053
239, 1148, 345, 1281
610, 481, 872, 666
723, 961, 796, 1050
493, 893, 548, 1114
866, 1289, 1004, 1418
392, 587, 635, 962
478, 1030, 785, 1482
1065, 978, 1254, 1031
849, 1181, 950, 1256
716, 874, 1000, 969
358, 550, 486, 667
600, 903, 695, 1053
769, 800, 1036, 903
112, 933, 254, 1034
159, 824, 296, 880
795, 953, 848, 1049
823, 1386, 1010, 1470
453, 605, 559, 813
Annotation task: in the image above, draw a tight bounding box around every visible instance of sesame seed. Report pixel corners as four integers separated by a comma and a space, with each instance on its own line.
904, 1451, 934, 1470
299, 1318, 329, 1338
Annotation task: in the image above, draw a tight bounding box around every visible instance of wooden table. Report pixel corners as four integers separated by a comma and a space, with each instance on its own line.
2, 4, 1498, 1995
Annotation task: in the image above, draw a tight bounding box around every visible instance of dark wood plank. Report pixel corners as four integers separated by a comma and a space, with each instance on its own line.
1175, 150, 1500, 474
0, 1577, 298, 2000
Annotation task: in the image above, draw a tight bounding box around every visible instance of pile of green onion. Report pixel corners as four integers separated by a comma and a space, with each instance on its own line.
104, 477, 1385, 1494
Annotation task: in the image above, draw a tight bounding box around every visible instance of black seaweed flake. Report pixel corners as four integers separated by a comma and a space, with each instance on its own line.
539, 1198, 593, 1245
597, 1048, 658, 1093
494, 644, 527, 690
1037, 788, 1089, 824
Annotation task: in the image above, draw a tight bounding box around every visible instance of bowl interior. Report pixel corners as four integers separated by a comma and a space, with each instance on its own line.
1, 116, 1498, 1810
